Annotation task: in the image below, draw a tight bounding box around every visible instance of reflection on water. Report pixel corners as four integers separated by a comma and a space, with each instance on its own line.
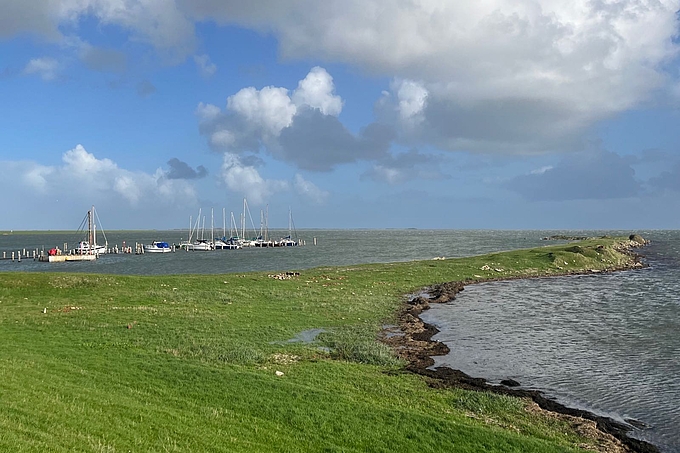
421, 231, 680, 452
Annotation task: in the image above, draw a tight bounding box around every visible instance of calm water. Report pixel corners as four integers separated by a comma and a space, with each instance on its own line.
2, 229, 678, 451
421, 230, 680, 452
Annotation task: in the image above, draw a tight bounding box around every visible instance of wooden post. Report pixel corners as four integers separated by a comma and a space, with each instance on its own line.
313, 237, 317, 245
17, 251, 21, 262
11, 252, 14, 261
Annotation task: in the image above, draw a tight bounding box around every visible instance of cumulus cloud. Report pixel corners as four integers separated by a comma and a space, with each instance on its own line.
293, 174, 329, 204
227, 85, 297, 137
291, 66, 343, 116
166, 158, 208, 180
23, 57, 59, 80
198, 67, 393, 171
194, 54, 217, 78
0, 144, 200, 228
2, 0, 195, 60
220, 153, 289, 205
277, 109, 393, 171
195, 102, 221, 120
186, 0, 679, 153
7, 1, 679, 153
506, 150, 642, 201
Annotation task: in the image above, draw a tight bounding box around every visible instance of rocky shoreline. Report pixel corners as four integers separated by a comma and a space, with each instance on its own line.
382, 236, 658, 453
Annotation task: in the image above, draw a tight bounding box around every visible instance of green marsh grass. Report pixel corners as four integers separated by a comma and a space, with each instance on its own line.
0, 238, 639, 452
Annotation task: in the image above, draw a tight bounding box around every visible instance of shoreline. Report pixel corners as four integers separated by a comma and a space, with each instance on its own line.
382, 237, 660, 453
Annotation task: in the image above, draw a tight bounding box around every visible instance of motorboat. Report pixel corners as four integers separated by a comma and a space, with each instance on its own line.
144, 241, 173, 253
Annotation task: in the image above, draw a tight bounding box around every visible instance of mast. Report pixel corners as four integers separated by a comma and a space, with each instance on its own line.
211, 208, 214, 243
242, 198, 246, 240
265, 204, 269, 241
223, 207, 226, 238
88, 206, 94, 247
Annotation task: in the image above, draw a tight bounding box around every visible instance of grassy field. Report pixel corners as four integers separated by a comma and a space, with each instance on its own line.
0, 237, 642, 452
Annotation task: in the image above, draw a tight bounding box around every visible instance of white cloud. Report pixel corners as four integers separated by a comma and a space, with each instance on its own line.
366, 165, 405, 185
1, 144, 199, 218
220, 153, 289, 205
23, 57, 59, 80
530, 165, 553, 175
195, 102, 221, 120
194, 54, 217, 78
293, 174, 329, 204
210, 130, 236, 148
197, 67, 381, 170
394, 79, 428, 121
187, 0, 680, 153
227, 86, 297, 137
23, 164, 54, 192
63, 144, 118, 176
292, 66, 343, 116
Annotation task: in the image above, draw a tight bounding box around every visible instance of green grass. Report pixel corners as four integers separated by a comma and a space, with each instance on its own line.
0, 238, 639, 452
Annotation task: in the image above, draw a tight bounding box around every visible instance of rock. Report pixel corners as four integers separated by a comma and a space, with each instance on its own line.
500, 379, 521, 387
275, 370, 284, 377
629, 234, 646, 245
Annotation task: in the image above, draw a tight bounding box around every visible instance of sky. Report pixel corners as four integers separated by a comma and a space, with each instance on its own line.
1, 0, 680, 230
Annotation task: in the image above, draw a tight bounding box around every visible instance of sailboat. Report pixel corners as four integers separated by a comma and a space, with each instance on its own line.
180, 209, 213, 251
278, 207, 299, 247
74, 206, 108, 255
214, 208, 242, 250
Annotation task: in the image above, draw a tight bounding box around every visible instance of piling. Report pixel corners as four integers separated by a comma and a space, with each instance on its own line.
11, 252, 14, 261
313, 237, 317, 246
17, 251, 21, 262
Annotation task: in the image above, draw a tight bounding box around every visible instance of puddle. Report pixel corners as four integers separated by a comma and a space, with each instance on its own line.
271, 328, 327, 345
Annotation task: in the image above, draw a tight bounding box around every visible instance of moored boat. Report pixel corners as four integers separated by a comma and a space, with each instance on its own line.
187, 239, 213, 251
214, 237, 241, 250
144, 241, 173, 253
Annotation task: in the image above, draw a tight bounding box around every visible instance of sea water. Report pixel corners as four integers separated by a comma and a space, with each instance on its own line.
1, 229, 678, 451
421, 230, 680, 452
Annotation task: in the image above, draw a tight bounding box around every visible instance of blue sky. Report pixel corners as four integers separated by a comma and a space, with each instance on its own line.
1, 0, 680, 230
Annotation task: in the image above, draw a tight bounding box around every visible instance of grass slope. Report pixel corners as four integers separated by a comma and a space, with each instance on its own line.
0, 237, 641, 452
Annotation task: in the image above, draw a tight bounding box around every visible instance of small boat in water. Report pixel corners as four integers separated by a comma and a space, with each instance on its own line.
187, 239, 213, 251
74, 240, 107, 255
144, 241, 173, 253
72, 206, 108, 255
214, 237, 241, 250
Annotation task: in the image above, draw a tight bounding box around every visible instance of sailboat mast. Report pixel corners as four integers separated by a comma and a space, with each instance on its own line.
223, 207, 226, 238
242, 198, 246, 239
88, 206, 94, 246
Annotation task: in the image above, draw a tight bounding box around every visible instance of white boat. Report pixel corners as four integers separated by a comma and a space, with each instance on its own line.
277, 208, 299, 246
74, 240, 107, 255
188, 239, 213, 251
72, 206, 108, 255
144, 241, 173, 253
214, 237, 241, 250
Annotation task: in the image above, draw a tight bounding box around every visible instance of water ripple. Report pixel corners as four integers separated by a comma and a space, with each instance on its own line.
422, 231, 680, 452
